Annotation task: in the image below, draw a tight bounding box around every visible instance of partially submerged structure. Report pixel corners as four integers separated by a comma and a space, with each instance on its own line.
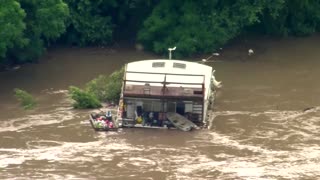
115, 59, 220, 130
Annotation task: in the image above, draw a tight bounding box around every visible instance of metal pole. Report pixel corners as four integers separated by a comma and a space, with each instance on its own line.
168, 47, 176, 60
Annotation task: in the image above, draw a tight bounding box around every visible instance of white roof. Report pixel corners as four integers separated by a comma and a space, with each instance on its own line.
125, 59, 213, 98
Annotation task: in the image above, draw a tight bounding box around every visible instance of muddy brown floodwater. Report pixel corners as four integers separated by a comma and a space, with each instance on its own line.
1, 36, 320, 179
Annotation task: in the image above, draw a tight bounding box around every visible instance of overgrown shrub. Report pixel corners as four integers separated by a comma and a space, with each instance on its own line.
69, 86, 101, 109
69, 67, 124, 109
86, 67, 124, 103
102, 67, 124, 102
85, 75, 109, 101
14, 88, 36, 109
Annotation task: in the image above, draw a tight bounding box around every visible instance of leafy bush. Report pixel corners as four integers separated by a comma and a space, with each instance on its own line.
86, 67, 124, 103
14, 88, 36, 109
69, 86, 102, 109
85, 75, 109, 101
69, 67, 123, 109
102, 67, 124, 102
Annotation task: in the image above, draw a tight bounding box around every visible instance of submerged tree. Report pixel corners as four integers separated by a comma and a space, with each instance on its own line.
86, 67, 124, 103
69, 67, 124, 109
14, 88, 37, 109
69, 86, 102, 109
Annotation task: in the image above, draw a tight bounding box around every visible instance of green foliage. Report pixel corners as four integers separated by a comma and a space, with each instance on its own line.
85, 75, 109, 101
111, 0, 159, 39
138, 0, 320, 57
260, 0, 320, 36
1, 0, 320, 64
86, 67, 124, 103
103, 67, 124, 102
63, 0, 157, 45
0, 0, 69, 64
68, 67, 124, 109
14, 88, 36, 109
0, 0, 26, 61
10, 37, 44, 63
10, 0, 69, 63
63, 0, 116, 46
69, 86, 102, 109
138, 0, 265, 57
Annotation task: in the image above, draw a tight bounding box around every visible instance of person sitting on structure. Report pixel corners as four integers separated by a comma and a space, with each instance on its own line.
108, 121, 114, 128
135, 106, 143, 124
106, 111, 112, 120
148, 112, 154, 126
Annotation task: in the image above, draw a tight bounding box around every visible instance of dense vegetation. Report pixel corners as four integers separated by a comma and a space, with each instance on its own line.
14, 88, 37, 109
69, 86, 102, 109
86, 67, 124, 102
69, 67, 124, 109
0, 0, 69, 65
1, 0, 320, 66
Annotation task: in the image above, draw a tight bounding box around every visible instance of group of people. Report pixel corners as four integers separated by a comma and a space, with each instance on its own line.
94, 111, 114, 129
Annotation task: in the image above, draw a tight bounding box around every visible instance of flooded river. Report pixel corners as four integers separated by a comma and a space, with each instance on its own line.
1, 36, 320, 179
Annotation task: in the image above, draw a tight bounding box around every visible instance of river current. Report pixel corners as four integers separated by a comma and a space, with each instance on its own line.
0, 36, 320, 179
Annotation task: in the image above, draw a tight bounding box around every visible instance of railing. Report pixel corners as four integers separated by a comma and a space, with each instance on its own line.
123, 71, 206, 98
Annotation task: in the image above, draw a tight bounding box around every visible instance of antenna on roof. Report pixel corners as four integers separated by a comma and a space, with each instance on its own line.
168, 46, 176, 60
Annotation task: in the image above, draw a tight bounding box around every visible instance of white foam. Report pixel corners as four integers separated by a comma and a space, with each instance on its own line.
0, 107, 75, 132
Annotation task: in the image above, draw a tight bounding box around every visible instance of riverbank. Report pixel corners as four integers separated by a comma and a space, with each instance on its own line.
2, 33, 320, 73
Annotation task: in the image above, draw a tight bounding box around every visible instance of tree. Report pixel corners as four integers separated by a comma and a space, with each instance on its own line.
69, 67, 124, 109
86, 67, 124, 103
0, 0, 26, 62
63, 0, 116, 46
14, 88, 37, 109
259, 0, 320, 36
9, 0, 69, 63
112, 0, 159, 40
138, 0, 320, 57
2, 0, 320, 64
69, 86, 102, 109
62, 0, 159, 45
138, 0, 266, 57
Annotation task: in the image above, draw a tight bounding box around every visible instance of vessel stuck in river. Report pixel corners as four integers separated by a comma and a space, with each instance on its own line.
114, 57, 221, 131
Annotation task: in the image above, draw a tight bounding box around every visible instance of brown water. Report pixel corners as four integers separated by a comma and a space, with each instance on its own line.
1, 36, 320, 179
